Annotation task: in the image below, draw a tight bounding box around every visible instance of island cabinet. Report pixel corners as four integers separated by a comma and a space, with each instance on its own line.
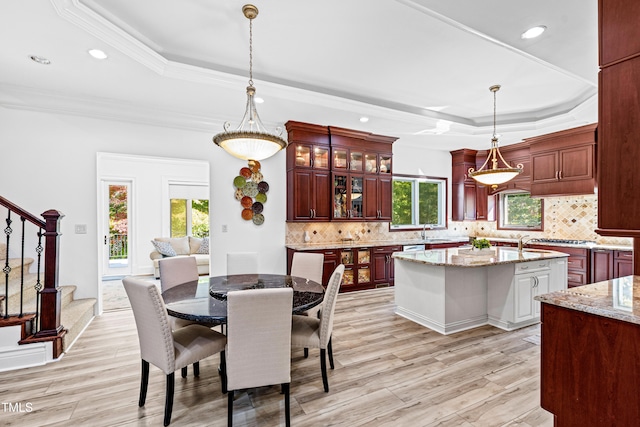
329, 127, 396, 222
527, 124, 597, 197
371, 245, 402, 287
539, 301, 640, 426
450, 149, 477, 221
285, 121, 332, 221
487, 259, 555, 331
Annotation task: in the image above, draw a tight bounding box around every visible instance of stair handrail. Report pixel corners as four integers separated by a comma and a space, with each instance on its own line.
0, 196, 46, 229
0, 195, 65, 354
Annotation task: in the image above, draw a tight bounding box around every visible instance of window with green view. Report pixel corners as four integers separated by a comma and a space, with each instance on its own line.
498, 193, 543, 230
392, 176, 445, 228
170, 199, 210, 237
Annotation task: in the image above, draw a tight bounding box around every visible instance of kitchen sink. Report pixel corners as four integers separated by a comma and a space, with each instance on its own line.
420, 238, 452, 243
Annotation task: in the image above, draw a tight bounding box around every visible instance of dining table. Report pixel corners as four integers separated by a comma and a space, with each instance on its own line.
161, 273, 325, 325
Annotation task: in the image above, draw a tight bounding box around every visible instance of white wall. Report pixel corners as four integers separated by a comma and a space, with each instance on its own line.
392, 140, 453, 219
0, 108, 287, 307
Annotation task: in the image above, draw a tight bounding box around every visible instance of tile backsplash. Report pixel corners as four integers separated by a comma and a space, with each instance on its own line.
285, 194, 633, 246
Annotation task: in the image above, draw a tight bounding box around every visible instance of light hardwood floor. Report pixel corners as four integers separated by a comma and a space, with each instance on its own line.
0, 288, 553, 426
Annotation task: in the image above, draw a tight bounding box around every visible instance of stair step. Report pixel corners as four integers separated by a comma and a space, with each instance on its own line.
61, 298, 96, 351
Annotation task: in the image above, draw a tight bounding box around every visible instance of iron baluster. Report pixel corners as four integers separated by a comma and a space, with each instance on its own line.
34, 229, 43, 335
3, 211, 12, 319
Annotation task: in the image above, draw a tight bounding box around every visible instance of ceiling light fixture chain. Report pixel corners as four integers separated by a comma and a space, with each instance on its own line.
212, 4, 287, 161
467, 84, 523, 189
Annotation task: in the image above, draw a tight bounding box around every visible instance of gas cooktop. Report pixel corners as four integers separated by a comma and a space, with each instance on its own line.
532, 238, 595, 245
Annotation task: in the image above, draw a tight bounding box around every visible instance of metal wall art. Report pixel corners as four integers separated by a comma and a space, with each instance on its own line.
233, 159, 269, 225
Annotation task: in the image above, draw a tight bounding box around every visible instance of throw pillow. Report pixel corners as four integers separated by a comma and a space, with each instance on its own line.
196, 236, 209, 254
151, 240, 177, 257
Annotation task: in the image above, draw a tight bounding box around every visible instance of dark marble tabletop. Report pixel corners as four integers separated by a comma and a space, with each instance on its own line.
161, 274, 324, 324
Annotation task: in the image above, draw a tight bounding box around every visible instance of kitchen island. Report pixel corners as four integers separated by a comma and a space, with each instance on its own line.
392, 247, 569, 334
535, 276, 640, 426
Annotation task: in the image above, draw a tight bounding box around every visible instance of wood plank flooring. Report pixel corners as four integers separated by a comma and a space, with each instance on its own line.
0, 288, 553, 426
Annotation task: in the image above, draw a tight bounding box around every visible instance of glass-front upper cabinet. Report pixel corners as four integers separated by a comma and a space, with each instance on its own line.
333, 148, 363, 171
349, 176, 364, 219
349, 151, 363, 172
333, 174, 364, 219
294, 143, 329, 169
379, 154, 392, 174
333, 174, 348, 219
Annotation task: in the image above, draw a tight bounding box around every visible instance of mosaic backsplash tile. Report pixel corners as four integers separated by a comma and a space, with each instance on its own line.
285, 194, 633, 246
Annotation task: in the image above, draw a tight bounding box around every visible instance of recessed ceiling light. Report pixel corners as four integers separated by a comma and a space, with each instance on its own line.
521, 26, 546, 39
29, 55, 51, 65
360, 117, 369, 123
88, 49, 108, 59
254, 97, 264, 104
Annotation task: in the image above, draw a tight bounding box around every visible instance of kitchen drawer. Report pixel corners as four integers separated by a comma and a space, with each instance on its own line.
566, 256, 587, 271
373, 245, 402, 253
614, 250, 633, 260
515, 260, 550, 274
568, 271, 588, 287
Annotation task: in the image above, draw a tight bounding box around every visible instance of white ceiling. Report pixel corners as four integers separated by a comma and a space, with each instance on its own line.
0, 0, 598, 151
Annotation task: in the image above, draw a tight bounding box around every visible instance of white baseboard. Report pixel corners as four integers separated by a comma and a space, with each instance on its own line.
0, 325, 55, 372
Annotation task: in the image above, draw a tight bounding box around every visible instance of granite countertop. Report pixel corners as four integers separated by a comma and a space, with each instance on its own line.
476, 236, 632, 251
287, 236, 632, 252
392, 246, 569, 267
535, 276, 640, 325
286, 236, 470, 251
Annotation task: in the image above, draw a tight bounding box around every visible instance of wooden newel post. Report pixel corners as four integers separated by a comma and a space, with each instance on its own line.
36, 209, 64, 338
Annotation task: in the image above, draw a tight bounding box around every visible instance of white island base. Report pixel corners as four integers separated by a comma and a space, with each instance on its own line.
393, 248, 568, 335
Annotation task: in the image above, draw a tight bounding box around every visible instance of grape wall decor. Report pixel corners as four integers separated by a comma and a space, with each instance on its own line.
233, 159, 269, 225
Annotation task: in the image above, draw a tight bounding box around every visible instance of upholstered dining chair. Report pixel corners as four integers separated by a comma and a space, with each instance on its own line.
225, 287, 294, 427
290, 252, 324, 318
226, 252, 258, 275
123, 277, 227, 426
290, 264, 345, 392
158, 256, 199, 332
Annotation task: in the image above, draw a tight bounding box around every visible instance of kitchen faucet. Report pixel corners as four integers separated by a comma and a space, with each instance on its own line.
518, 235, 532, 252
421, 224, 431, 240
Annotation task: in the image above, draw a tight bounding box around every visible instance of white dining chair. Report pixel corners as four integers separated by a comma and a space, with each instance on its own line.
226, 252, 258, 275
225, 287, 293, 427
158, 256, 207, 376
123, 276, 227, 426
291, 264, 345, 392
290, 252, 324, 318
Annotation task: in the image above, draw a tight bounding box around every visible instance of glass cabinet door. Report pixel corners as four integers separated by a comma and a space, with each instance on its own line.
358, 266, 370, 283
380, 154, 392, 174
333, 174, 348, 219
342, 268, 354, 286
341, 250, 354, 265
314, 146, 329, 169
350, 176, 363, 219
365, 153, 378, 173
358, 249, 370, 264
333, 148, 348, 170
294, 145, 312, 167
350, 151, 363, 172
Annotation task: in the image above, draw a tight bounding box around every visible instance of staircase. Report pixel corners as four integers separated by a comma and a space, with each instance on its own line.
0, 242, 96, 371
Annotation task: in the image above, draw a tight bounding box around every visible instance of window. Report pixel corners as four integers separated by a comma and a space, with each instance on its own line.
498, 193, 543, 230
170, 199, 209, 237
391, 175, 446, 229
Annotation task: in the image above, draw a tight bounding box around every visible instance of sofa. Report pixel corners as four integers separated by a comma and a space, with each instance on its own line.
149, 236, 209, 278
